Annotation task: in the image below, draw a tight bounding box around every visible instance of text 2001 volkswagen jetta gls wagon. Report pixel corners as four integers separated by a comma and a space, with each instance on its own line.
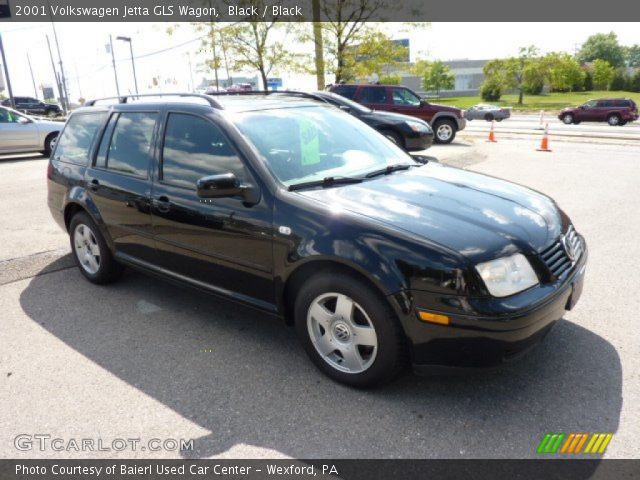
47, 92, 587, 387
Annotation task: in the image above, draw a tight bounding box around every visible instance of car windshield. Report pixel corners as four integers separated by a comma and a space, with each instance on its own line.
233, 106, 414, 187
317, 92, 372, 113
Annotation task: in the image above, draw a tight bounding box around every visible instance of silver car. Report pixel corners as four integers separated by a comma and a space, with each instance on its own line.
0, 106, 61, 156
464, 104, 511, 122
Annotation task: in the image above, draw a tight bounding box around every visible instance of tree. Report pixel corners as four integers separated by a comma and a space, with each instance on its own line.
630, 70, 640, 93
609, 69, 629, 91
544, 53, 585, 92
482, 46, 544, 105
625, 45, 640, 68
311, 0, 325, 89
577, 32, 625, 68
224, 11, 292, 90
415, 61, 454, 98
592, 59, 615, 89
347, 31, 408, 80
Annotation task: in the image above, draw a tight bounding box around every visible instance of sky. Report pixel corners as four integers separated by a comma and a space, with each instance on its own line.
0, 22, 638, 102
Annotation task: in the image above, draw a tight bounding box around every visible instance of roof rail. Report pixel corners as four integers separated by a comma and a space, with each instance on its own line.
84, 93, 223, 109
208, 90, 328, 104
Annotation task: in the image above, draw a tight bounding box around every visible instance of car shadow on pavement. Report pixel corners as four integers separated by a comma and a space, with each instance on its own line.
20, 259, 622, 460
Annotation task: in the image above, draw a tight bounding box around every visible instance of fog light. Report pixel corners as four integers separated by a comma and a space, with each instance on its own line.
418, 311, 450, 325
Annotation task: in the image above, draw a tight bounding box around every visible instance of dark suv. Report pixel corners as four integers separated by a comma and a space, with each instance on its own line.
2, 97, 62, 117
559, 98, 638, 126
329, 84, 466, 144
48, 92, 587, 387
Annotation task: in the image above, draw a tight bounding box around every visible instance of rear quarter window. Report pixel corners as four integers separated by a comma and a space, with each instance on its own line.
54, 112, 108, 165
332, 85, 358, 99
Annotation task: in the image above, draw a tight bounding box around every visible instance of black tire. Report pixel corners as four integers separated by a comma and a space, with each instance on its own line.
433, 118, 457, 144
380, 129, 404, 150
484, 113, 494, 122
561, 113, 574, 125
607, 114, 621, 126
46, 109, 58, 118
42, 132, 58, 157
69, 211, 124, 284
294, 271, 407, 388
619, 121, 627, 126
495, 118, 503, 122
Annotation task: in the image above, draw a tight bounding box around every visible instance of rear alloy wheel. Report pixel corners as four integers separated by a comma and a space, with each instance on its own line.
295, 272, 407, 387
607, 114, 621, 126
433, 119, 456, 144
562, 113, 574, 124
69, 212, 123, 284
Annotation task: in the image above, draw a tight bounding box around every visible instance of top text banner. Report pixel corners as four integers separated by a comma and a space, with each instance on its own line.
2, 0, 640, 22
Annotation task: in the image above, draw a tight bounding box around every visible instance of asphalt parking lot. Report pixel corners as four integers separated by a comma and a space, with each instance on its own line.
1, 136, 638, 459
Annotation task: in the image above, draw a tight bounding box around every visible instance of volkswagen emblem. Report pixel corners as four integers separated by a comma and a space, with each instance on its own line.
562, 235, 576, 261
333, 323, 351, 343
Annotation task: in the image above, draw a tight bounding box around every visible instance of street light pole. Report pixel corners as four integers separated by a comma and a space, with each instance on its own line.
27, 53, 38, 99
0, 33, 15, 109
109, 35, 120, 96
46, 34, 64, 106
116, 36, 138, 95
47, 1, 69, 113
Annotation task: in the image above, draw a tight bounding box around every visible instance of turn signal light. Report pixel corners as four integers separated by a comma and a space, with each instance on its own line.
418, 311, 450, 325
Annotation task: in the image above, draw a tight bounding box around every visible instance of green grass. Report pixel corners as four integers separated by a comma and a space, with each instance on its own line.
430, 91, 640, 112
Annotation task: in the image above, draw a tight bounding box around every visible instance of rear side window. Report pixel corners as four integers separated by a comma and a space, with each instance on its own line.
360, 86, 387, 104
54, 112, 107, 165
161, 113, 247, 189
332, 85, 357, 99
96, 112, 158, 177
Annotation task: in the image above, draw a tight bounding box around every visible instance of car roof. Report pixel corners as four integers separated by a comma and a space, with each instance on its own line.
77, 93, 327, 115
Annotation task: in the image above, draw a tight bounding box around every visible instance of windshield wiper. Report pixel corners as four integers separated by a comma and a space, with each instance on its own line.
288, 176, 364, 191
364, 163, 415, 178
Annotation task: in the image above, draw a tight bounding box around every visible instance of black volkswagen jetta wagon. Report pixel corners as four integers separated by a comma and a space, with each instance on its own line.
47, 92, 587, 387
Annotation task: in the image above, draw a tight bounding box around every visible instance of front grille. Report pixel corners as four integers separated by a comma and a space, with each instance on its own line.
539, 225, 583, 279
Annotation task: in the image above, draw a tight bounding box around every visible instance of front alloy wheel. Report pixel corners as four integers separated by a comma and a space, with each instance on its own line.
294, 272, 407, 387
307, 293, 378, 374
433, 119, 456, 144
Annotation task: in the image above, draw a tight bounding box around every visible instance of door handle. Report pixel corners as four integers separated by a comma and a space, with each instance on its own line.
89, 178, 100, 191
154, 196, 171, 213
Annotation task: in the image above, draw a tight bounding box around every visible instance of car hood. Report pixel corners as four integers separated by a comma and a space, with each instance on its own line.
367, 110, 429, 124
297, 164, 562, 263
427, 103, 462, 116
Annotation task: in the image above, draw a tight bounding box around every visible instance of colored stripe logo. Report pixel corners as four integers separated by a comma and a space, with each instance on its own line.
537, 433, 613, 454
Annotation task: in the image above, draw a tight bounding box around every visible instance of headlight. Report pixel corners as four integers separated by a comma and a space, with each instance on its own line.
475, 253, 539, 297
405, 120, 430, 133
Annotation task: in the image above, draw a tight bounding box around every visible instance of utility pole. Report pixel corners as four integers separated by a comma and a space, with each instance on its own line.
0, 33, 15, 108
109, 35, 120, 96
312, 0, 325, 90
187, 52, 195, 92
46, 35, 64, 105
27, 53, 38, 99
47, 4, 69, 113
116, 36, 138, 95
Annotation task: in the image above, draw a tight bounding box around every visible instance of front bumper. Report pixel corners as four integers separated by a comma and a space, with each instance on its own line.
405, 132, 434, 151
406, 246, 587, 372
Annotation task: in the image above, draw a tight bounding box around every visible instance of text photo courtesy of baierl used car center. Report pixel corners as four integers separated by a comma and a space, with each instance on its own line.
0, 0, 639, 478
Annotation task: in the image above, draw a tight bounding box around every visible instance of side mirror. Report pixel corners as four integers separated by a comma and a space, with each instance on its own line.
17, 117, 30, 125
419, 99, 427, 107
580, 105, 586, 110
196, 173, 259, 204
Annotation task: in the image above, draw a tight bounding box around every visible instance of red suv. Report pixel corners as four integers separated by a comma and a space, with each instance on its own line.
329, 84, 466, 144
559, 98, 638, 126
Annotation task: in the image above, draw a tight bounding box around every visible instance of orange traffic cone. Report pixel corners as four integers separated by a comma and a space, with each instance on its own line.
486, 120, 497, 143
537, 123, 552, 152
